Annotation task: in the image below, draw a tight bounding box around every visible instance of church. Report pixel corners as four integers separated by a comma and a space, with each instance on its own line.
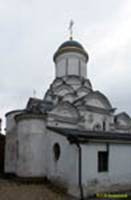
4, 30, 131, 198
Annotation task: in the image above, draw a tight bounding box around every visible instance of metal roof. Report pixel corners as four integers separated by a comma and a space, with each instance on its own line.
47, 126, 131, 144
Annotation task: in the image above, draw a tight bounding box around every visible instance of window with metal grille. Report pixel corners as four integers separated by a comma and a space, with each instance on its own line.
98, 151, 108, 172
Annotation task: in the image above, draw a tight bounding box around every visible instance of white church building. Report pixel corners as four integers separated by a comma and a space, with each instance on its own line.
4, 35, 131, 198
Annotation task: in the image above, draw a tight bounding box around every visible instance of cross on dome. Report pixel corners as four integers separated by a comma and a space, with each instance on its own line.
68, 20, 74, 40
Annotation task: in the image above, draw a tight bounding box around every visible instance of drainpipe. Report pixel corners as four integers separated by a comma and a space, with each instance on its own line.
76, 142, 84, 200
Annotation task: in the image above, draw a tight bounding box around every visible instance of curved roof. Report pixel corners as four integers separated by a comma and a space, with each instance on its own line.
115, 112, 131, 122
62, 92, 77, 103
58, 40, 84, 50
53, 40, 89, 62
48, 101, 80, 121
74, 91, 113, 111
77, 86, 91, 97
83, 91, 112, 110
54, 83, 74, 92
43, 76, 93, 104
5, 109, 23, 117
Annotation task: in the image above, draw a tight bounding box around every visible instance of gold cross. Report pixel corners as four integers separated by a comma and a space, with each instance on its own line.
69, 20, 74, 40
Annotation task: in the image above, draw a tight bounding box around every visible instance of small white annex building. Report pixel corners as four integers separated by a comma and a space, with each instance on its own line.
4, 35, 131, 198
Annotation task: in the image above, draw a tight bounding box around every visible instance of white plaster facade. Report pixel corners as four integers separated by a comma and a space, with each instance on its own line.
81, 143, 131, 197
5, 110, 21, 174
4, 38, 131, 198
55, 52, 87, 78
16, 115, 47, 177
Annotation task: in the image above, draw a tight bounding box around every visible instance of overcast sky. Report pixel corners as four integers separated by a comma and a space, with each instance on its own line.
0, 0, 131, 131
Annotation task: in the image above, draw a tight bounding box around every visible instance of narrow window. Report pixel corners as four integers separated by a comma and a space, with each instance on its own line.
103, 121, 106, 131
16, 140, 19, 160
98, 151, 108, 172
78, 60, 81, 76
66, 58, 68, 75
53, 143, 61, 161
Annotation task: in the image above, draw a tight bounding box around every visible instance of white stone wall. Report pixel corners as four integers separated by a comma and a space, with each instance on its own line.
117, 118, 128, 126
4, 110, 21, 174
4, 132, 17, 174
81, 110, 113, 131
46, 130, 78, 187
47, 119, 78, 129
45, 132, 131, 198
80, 60, 87, 77
56, 59, 66, 77
68, 58, 79, 75
55, 52, 87, 78
16, 116, 47, 177
81, 142, 131, 196
5, 111, 131, 198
